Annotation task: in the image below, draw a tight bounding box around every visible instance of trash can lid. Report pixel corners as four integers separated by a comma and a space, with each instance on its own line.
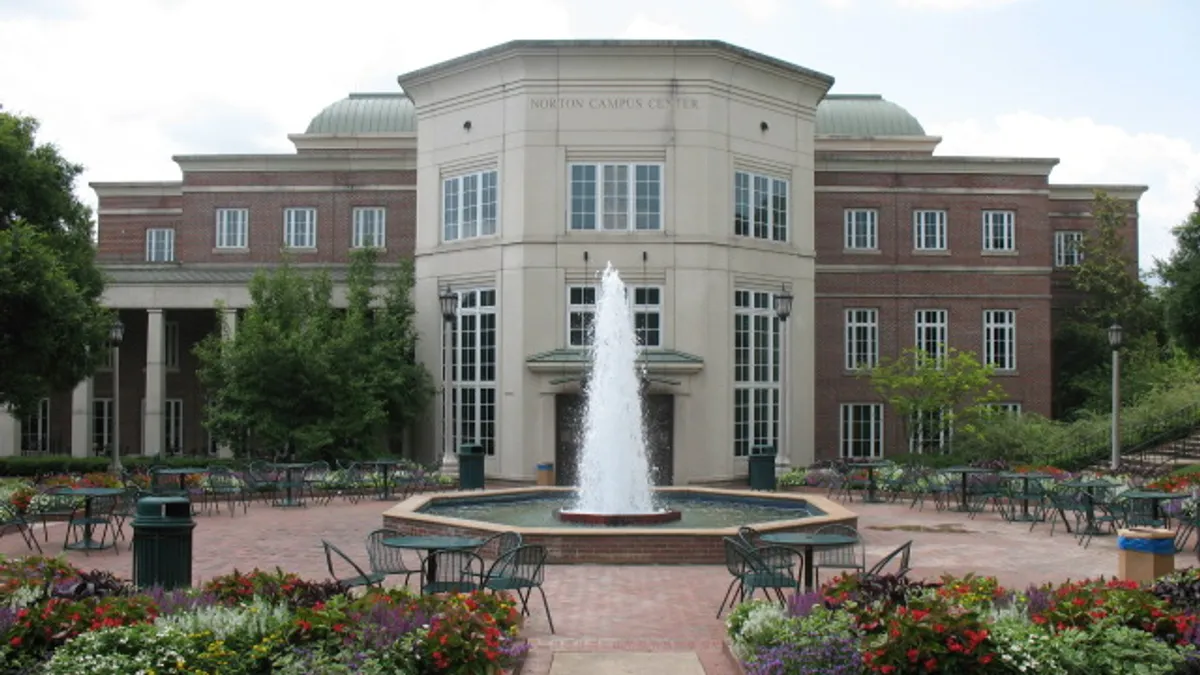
537, 463, 554, 470
134, 495, 192, 522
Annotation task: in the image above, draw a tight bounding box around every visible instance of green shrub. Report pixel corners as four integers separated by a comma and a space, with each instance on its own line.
0, 456, 241, 477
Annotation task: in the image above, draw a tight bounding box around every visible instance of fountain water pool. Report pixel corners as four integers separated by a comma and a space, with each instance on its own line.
556, 263, 681, 526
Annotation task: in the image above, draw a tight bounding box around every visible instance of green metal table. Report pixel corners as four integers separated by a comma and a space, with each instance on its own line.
362, 458, 406, 501
151, 467, 207, 494
1061, 478, 1120, 535
1121, 489, 1183, 525
382, 535, 484, 586
760, 531, 858, 592
55, 487, 123, 551
941, 466, 997, 512
851, 460, 892, 503
998, 471, 1053, 521
268, 463, 311, 508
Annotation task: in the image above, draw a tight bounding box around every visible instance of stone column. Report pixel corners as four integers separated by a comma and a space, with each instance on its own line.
143, 308, 166, 457
71, 378, 94, 458
0, 407, 19, 457
216, 308, 237, 458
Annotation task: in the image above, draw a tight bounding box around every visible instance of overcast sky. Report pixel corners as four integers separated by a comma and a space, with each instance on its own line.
1, 0, 1196, 271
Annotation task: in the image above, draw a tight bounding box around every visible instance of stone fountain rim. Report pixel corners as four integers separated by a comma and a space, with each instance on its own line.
383, 486, 856, 537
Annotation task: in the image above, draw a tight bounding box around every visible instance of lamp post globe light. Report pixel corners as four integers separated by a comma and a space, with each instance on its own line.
109, 317, 125, 475
439, 288, 459, 474
773, 285, 794, 474
1109, 323, 1123, 472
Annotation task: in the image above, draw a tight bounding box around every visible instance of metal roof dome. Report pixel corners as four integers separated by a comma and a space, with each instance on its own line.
305, 92, 416, 134
815, 94, 926, 137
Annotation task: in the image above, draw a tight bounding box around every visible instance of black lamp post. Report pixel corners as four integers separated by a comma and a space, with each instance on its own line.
773, 285, 794, 473
439, 288, 459, 472
1108, 323, 1123, 472
109, 317, 125, 475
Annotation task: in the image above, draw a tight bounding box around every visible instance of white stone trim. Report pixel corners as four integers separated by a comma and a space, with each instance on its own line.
181, 184, 415, 194
819, 293, 1052, 299
97, 208, 183, 216
1049, 184, 1148, 201
817, 264, 1051, 274
815, 136, 943, 153
817, 156, 1058, 176
90, 182, 182, 198
816, 186, 1050, 196
172, 154, 415, 173
287, 133, 417, 152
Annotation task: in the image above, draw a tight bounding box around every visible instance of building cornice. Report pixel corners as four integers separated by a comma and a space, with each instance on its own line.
1049, 184, 1149, 202
815, 136, 942, 154
817, 154, 1059, 176
287, 133, 417, 152
89, 181, 182, 198
172, 154, 416, 173
396, 40, 835, 93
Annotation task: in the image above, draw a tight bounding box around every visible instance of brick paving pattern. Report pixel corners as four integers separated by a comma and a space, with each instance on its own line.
3, 492, 1194, 674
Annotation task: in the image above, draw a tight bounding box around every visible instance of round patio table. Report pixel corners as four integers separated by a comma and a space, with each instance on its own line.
1061, 478, 1119, 535
361, 458, 406, 501
998, 471, 1053, 521
1120, 489, 1184, 524
759, 532, 858, 592
381, 535, 485, 587
268, 463, 311, 508
941, 466, 997, 512
151, 467, 207, 494
54, 487, 123, 551
850, 460, 892, 503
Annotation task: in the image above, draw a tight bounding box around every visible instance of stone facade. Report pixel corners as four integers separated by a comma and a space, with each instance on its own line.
0, 40, 1145, 484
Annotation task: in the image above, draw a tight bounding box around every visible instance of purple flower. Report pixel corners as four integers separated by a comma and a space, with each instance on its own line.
786, 592, 824, 618
354, 603, 428, 651
1024, 584, 1052, 616
745, 637, 863, 675
0, 606, 15, 635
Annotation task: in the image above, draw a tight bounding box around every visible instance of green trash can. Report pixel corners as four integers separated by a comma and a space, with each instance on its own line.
458, 443, 486, 490
748, 444, 778, 491
132, 495, 196, 590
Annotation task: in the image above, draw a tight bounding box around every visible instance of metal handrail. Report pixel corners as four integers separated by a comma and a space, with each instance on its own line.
1047, 402, 1200, 471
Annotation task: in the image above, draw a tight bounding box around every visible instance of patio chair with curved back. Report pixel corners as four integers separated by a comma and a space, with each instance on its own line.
365, 529, 422, 587
64, 495, 119, 555
322, 540, 386, 591
483, 544, 555, 633
343, 463, 372, 503
738, 526, 794, 571
112, 486, 145, 540
717, 536, 750, 618
812, 524, 865, 586
35, 489, 78, 542
726, 536, 801, 605
0, 503, 41, 553
304, 461, 333, 505
474, 531, 523, 560
421, 549, 486, 595
204, 468, 249, 516
864, 540, 913, 579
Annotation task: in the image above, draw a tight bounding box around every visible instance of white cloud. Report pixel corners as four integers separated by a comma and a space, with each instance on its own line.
0, 0, 573, 211
730, 0, 783, 21
819, 0, 1027, 9
620, 14, 696, 39
930, 113, 1200, 270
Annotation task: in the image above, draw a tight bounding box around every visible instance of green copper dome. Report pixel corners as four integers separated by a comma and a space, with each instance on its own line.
815, 94, 926, 137
305, 92, 416, 134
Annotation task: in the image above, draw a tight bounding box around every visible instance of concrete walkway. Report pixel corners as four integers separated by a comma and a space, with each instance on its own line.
549, 652, 706, 675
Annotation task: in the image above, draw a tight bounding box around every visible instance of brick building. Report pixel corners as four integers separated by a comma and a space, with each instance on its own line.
0, 40, 1144, 483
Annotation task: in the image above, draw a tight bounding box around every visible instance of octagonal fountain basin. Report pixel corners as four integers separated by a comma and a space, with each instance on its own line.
382, 486, 857, 564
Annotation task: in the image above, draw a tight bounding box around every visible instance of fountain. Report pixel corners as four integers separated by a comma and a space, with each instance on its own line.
554, 263, 682, 526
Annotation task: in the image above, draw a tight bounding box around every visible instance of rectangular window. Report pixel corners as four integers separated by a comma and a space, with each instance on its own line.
165, 321, 180, 370
20, 398, 50, 454
910, 408, 949, 454
914, 309, 947, 366
352, 207, 386, 248
146, 228, 175, 262
569, 163, 662, 232
215, 208, 248, 249
1055, 231, 1084, 267
913, 210, 947, 251
984, 309, 1017, 371
844, 309, 879, 371
844, 209, 878, 250
166, 399, 183, 454
96, 345, 113, 371
452, 288, 498, 455
565, 284, 663, 348
982, 210, 1015, 251
987, 403, 1022, 416
733, 289, 781, 457
283, 208, 317, 248
92, 398, 113, 456
443, 170, 498, 241
734, 170, 789, 242
840, 404, 883, 459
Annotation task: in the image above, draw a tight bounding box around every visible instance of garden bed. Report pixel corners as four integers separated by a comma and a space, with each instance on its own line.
0, 556, 528, 674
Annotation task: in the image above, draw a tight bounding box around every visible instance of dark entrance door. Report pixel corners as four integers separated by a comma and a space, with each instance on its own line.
554, 393, 675, 486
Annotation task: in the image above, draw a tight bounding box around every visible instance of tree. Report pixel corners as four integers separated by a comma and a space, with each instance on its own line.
195, 252, 434, 460
863, 346, 1006, 453
0, 109, 110, 415
1156, 189, 1200, 354
1053, 189, 1163, 417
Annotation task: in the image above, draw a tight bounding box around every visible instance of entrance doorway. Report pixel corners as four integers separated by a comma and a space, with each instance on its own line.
554, 393, 675, 486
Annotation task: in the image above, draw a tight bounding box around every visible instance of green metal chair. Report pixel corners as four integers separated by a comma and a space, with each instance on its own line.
729, 537, 801, 605
483, 544, 555, 633
421, 549, 486, 595
863, 540, 913, 579
322, 540, 386, 591
64, 495, 119, 555
473, 531, 523, 560
365, 529, 422, 587
813, 524, 866, 587
204, 468, 249, 516
0, 503, 41, 553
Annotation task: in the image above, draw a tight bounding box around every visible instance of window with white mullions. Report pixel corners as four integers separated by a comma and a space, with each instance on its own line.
982, 210, 1015, 251
840, 403, 883, 459
442, 170, 499, 242
844, 209, 878, 250
844, 309, 879, 371
283, 208, 316, 249
569, 163, 662, 231
452, 288, 498, 455
215, 208, 248, 249
983, 309, 1017, 370
733, 289, 781, 456
1055, 231, 1083, 267
21, 398, 49, 453
913, 210, 947, 250
146, 228, 175, 262
914, 309, 947, 366
92, 398, 113, 455
352, 207, 386, 248
733, 170, 789, 242
910, 408, 949, 454
565, 284, 662, 348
